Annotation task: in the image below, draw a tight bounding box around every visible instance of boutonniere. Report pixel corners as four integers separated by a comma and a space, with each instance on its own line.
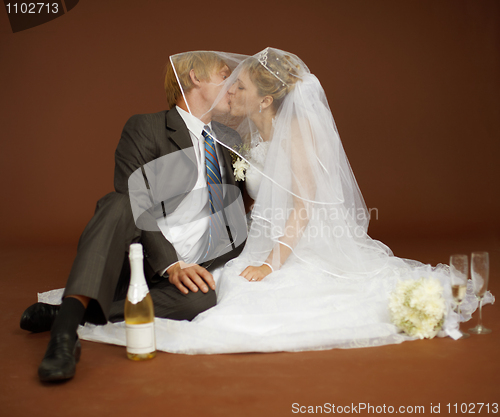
230, 145, 250, 182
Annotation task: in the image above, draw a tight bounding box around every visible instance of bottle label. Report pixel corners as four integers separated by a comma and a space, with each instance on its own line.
125, 322, 156, 354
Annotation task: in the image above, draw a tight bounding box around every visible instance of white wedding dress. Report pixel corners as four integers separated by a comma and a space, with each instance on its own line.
39, 137, 494, 354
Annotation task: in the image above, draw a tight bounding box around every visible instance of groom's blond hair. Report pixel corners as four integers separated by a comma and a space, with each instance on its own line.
164, 52, 227, 109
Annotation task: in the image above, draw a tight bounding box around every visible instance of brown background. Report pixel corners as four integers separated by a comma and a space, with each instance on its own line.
0, 0, 499, 246
1, 2, 499, 415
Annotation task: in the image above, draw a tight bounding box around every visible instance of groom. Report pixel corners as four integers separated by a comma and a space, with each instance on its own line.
20, 51, 245, 382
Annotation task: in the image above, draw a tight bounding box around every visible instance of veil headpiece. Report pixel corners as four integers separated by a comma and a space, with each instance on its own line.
257, 47, 289, 87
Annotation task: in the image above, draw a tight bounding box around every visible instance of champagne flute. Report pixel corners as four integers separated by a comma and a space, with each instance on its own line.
450, 254, 470, 339
469, 251, 492, 334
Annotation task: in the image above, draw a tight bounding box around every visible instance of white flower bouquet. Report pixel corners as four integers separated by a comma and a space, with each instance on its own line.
389, 277, 446, 339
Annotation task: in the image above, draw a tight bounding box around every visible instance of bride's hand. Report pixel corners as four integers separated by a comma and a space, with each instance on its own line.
240, 264, 272, 282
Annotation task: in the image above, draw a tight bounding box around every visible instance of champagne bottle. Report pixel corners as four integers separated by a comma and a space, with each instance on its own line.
125, 243, 156, 361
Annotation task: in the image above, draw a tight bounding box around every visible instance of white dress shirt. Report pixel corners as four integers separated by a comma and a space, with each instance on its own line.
157, 106, 226, 272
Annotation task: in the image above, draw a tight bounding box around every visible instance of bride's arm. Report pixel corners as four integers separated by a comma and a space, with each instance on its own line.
241, 119, 316, 281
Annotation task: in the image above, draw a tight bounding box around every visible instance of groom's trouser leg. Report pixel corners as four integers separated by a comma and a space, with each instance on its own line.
107, 239, 245, 322
64, 192, 217, 324
63, 192, 140, 324
109, 240, 246, 322
108, 246, 218, 322
108, 278, 217, 322
133, 239, 244, 321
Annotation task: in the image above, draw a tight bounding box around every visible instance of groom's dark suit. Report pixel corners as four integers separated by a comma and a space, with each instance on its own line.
63, 107, 243, 324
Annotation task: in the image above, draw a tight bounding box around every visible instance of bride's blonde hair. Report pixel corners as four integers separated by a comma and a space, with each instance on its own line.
243, 49, 300, 112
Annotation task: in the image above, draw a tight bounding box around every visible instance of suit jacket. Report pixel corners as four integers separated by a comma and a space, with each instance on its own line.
113, 107, 240, 275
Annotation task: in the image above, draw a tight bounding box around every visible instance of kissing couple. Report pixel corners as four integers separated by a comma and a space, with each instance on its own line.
22, 48, 491, 382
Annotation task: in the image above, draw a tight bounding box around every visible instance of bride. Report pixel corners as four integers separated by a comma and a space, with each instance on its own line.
42, 48, 491, 353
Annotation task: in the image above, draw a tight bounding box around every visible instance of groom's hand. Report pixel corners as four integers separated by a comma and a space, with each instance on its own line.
166, 262, 215, 295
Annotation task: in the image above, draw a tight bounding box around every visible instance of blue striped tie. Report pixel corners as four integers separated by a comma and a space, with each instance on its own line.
203, 125, 224, 256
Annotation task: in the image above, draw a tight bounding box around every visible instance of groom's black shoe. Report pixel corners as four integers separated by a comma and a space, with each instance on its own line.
38, 333, 81, 382
20, 302, 60, 333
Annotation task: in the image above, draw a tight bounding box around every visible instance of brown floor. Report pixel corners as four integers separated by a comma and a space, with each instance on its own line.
1, 235, 499, 417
